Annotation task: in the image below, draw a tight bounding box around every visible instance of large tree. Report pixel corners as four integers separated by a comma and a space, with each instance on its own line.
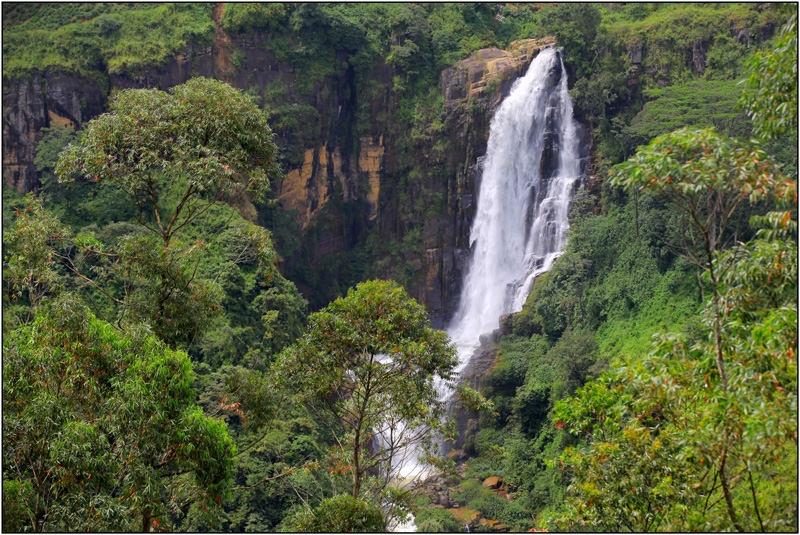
55, 76, 280, 249
2, 295, 236, 532
48, 78, 283, 348
272, 280, 459, 509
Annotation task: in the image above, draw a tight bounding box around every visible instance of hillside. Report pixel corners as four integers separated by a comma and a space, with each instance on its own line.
2, 3, 796, 532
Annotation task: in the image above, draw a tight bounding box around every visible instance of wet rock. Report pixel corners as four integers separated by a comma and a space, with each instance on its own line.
442, 339, 500, 455
479, 329, 500, 346
498, 313, 515, 337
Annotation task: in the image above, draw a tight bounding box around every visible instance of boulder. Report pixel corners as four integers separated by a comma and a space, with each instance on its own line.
446, 507, 481, 527
448, 489, 461, 505
482, 476, 503, 489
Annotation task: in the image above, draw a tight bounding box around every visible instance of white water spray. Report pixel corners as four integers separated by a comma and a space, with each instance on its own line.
447, 46, 583, 369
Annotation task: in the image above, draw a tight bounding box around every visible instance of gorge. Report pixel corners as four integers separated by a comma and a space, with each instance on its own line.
3, 4, 796, 533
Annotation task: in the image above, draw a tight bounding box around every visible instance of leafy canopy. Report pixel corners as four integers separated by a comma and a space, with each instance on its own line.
550, 13, 798, 530
278, 493, 386, 532
273, 279, 458, 505
56, 77, 281, 248
2, 295, 236, 532
740, 12, 798, 141
46, 79, 285, 349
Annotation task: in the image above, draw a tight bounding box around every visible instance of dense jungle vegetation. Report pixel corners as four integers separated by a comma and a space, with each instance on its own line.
3, 2, 797, 532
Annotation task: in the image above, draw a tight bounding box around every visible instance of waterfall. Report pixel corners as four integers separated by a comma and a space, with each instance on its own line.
391, 48, 584, 531
447, 46, 583, 371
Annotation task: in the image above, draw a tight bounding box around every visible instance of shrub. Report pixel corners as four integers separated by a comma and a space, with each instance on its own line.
415, 508, 462, 532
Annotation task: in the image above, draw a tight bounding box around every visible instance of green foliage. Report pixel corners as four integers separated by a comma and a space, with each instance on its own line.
273, 280, 458, 508
195, 261, 307, 368
34, 123, 137, 229
463, 156, 718, 527
1, 478, 36, 532
2, 294, 236, 532
222, 3, 288, 34
601, 3, 775, 85
2, 3, 139, 31
550, 22, 798, 530
740, 11, 798, 141
623, 80, 751, 152
612, 127, 782, 281
3, 3, 215, 77
525, 188, 691, 340
44, 79, 287, 351
339, 3, 502, 73
2, 195, 69, 317
279, 493, 386, 532
414, 506, 463, 532
427, 4, 498, 68
34, 125, 79, 187
4, 5, 797, 531
186, 367, 322, 531
550, 225, 798, 529
537, 3, 601, 81
594, 262, 700, 361
116, 235, 224, 348
56, 77, 281, 247
455, 479, 533, 531
538, 2, 787, 164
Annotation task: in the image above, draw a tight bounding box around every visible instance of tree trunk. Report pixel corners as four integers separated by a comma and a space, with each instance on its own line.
142, 508, 152, 533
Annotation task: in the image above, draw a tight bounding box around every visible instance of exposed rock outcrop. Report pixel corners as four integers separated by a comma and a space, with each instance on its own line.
358, 135, 384, 223
441, 37, 557, 110
3, 74, 105, 193
443, 333, 501, 455
1, 27, 557, 325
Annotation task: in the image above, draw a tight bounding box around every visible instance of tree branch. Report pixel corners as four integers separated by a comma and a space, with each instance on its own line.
53, 252, 125, 305
231, 468, 295, 491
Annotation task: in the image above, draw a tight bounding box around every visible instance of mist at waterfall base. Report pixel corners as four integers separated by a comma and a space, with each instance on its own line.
390, 47, 584, 531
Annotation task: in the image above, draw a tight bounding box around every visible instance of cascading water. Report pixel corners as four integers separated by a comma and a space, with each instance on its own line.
392, 47, 584, 531
447, 46, 583, 375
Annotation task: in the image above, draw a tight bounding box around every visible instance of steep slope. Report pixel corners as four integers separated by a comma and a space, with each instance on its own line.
2, 3, 785, 321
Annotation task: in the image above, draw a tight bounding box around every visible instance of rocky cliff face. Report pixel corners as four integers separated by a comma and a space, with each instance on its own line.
1, 36, 223, 194
3, 74, 106, 192
1, 19, 557, 322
